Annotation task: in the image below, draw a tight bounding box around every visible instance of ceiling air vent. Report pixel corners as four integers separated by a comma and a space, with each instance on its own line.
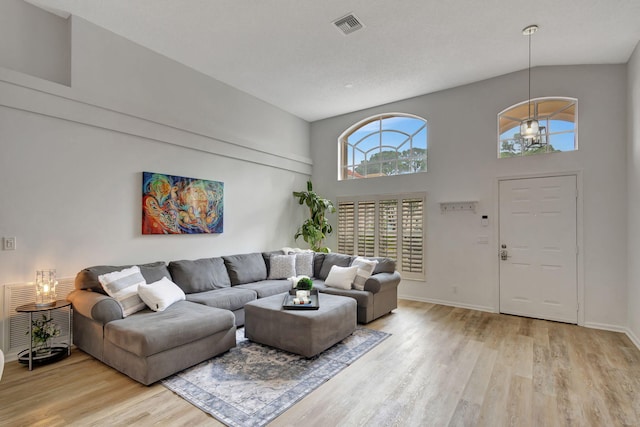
333, 13, 364, 35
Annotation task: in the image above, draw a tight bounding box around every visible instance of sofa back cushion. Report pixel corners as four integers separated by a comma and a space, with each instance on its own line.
318, 253, 353, 280
313, 253, 325, 278
75, 261, 170, 293
223, 253, 268, 285
168, 257, 231, 293
369, 257, 396, 274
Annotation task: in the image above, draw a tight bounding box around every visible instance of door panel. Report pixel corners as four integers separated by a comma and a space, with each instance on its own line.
499, 175, 577, 323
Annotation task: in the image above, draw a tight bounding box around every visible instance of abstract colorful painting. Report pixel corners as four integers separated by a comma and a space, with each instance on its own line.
142, 172, 224, 234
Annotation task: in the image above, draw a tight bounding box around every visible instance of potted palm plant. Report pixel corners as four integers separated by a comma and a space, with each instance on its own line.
293, 181, 336, 253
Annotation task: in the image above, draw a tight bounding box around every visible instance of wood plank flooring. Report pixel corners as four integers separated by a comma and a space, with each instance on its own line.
1, 299, 640, 426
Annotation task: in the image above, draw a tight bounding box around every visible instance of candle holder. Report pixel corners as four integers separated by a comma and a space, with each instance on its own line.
35, 269, 57, 307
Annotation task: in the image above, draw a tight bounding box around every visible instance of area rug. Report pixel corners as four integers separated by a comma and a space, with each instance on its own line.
162, 326, 390, 427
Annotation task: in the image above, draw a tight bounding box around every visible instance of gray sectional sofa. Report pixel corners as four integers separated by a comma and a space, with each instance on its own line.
67, 251, 401, 385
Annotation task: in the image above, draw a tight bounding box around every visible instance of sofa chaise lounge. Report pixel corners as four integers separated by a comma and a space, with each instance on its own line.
67, 251, 401, 385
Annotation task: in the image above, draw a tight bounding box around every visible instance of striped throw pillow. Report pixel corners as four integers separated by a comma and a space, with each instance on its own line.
98, 266, 147, 317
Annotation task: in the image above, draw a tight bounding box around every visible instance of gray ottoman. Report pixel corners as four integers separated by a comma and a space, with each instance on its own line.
244, 292, 357, 357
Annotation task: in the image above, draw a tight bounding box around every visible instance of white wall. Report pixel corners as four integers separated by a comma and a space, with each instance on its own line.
0, 4, 311, 353
627, 41, 640, 344
0, 0, 70, 85
311, 65, 628, 328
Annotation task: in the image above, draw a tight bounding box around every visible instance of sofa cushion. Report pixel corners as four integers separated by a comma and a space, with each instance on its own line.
262, 250, 285, 276
223, 253, 267, 285
351, 257, 379, 290
370, 257, 396, 274
138, 277, 186, 312
313, 253, 325, 278
75, 262, 170, 293
267, 254, 296, 279
168, 257, 231, 293
104, 301, 234, 357
325, 265, 359, 290
186, 287, 257, 311
98, 266, 147, 317
235, 280, 293, 298
293, 252, 315, 277
318, 253, 353, 280
313, 282, 374, 309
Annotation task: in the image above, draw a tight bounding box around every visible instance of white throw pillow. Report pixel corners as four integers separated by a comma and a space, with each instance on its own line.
98, 266, 147, 317
324, 265, 359, 290
351, 257, 379, 290
294, 252, 314, 277
138, 277, 186, 312
268, 254, 297, 279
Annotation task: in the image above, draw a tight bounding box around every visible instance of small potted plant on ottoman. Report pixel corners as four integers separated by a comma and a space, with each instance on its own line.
295, 277, 313, 297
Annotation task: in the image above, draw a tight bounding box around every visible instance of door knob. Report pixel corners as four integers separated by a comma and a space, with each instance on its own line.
500, 249, 511, 261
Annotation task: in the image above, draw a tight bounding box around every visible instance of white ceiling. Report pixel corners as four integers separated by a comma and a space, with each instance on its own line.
27, 0, 640, 122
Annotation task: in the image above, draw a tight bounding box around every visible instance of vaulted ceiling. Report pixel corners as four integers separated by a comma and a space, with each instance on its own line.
27, 0, 640, 122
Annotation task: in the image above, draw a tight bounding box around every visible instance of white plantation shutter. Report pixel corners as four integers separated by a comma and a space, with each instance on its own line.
337, 193, 425, 279
378, 200, 398, 260
357, 200, 376, 257
337, 201, 355, 255
401, 197, 424, 274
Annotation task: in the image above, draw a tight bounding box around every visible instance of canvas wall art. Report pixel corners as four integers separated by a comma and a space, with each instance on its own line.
142, 172, 224, 234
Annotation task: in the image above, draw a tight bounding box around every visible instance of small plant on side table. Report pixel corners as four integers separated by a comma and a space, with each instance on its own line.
28, 314, 60, 355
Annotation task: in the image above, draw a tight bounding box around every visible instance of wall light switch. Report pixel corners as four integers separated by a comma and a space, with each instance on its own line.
481, 215, 489, 227
3, 237, 16, 250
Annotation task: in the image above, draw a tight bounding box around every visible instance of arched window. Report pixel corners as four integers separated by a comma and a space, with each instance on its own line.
339, 113, 427, 180
498, 97, 577, 157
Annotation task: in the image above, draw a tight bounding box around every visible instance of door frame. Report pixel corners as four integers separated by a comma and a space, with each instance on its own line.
494, 171, 585, 326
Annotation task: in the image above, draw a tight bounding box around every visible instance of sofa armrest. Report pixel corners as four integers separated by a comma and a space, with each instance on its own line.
363, 271, 401, 294
67, 289, 123, 324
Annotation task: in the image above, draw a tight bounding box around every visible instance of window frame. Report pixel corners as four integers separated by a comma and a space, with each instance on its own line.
337, 192, 426, 281
338, 113, 428, 180
497, 97, 578, 158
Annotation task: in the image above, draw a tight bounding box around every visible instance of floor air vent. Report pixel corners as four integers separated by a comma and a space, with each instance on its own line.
333, 13, 364, 35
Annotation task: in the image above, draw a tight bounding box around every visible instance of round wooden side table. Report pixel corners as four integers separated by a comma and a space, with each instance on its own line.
16, 299, 72, 371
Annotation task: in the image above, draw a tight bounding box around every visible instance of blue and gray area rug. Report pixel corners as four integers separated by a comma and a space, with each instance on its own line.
162, 326, 390, 427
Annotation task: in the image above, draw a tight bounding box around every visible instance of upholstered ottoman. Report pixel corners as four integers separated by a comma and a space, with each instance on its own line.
244, 292, 357, 357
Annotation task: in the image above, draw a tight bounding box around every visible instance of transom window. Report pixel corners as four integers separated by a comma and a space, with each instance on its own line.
337, 192, 426, 280
498, 97, 577, 157
339, 113, 427, 180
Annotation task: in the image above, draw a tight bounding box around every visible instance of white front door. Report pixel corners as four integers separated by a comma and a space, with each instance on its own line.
499, 175, 578, 323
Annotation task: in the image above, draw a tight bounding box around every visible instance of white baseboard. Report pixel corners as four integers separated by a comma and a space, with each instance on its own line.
398, 295, 495, 314
625, 328, 640, 350
583, 321, 627, 333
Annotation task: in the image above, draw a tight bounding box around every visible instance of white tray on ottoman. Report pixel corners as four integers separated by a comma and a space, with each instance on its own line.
244, 292, 357, 357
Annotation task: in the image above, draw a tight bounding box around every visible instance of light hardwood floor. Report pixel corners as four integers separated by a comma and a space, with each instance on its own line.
1, 300, 640, 426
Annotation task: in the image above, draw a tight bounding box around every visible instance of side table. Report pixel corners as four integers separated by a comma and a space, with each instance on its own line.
16, 299, 72, 371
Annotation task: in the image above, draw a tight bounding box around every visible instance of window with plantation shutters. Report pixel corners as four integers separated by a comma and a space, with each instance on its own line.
378, 200, 398, 260
337, 193, 425, 280
401, 198, 424, 274
357, 200, 376, 257
337, 201, 355, 254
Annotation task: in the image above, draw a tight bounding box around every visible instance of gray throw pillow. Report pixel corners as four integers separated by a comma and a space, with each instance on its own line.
268, 254, 297, 279
293, 252, 314, 277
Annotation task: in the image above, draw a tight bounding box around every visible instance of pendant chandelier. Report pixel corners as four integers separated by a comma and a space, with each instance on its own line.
520, 24, 539, 140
